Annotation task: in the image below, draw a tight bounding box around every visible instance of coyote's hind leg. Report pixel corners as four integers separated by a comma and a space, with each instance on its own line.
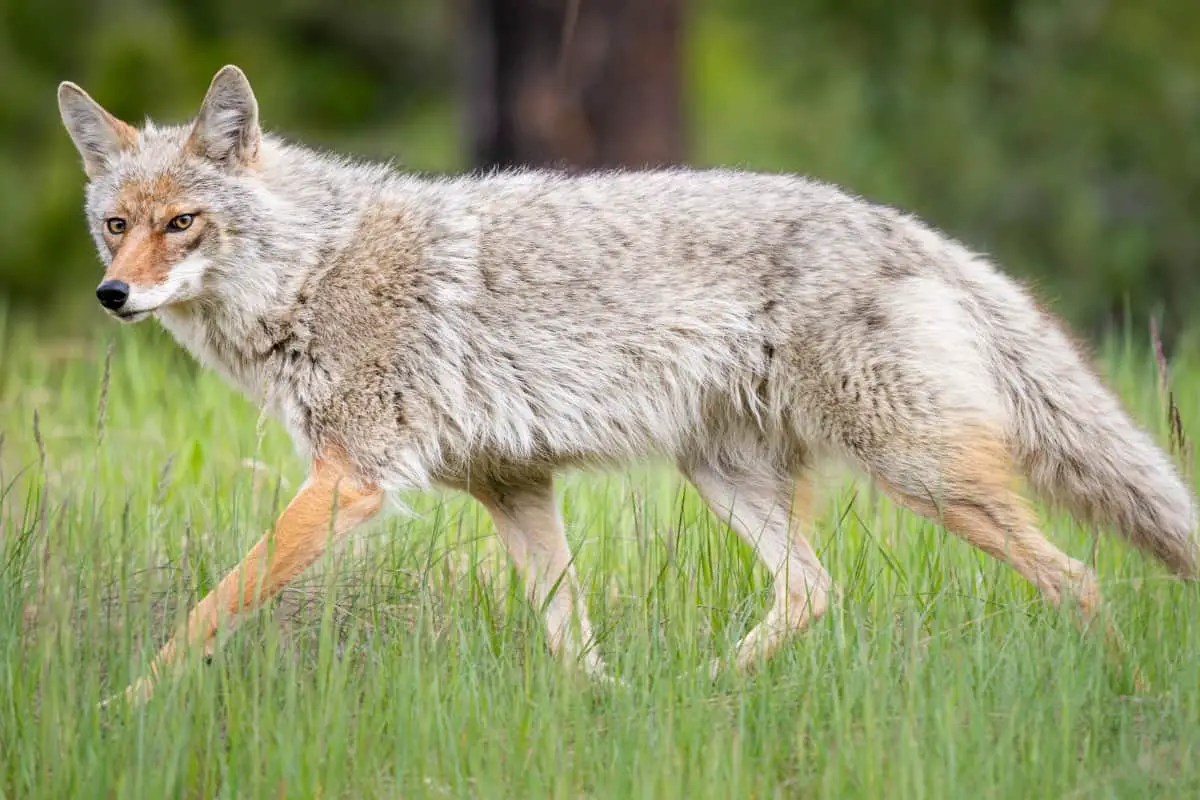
869, 426, 1101, 618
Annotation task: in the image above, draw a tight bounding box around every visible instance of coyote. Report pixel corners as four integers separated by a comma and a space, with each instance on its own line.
58, 66, 1197, 703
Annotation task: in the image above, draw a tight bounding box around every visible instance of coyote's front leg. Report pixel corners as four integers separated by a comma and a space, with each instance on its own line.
116, 452, 384, 705
467, 473, 607, 679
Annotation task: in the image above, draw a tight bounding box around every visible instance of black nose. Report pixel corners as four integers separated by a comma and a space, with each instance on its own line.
96, 280, 129, 311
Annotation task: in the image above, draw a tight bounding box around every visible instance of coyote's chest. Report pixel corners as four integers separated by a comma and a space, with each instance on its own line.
157, 307, 283, 407
155, 305, 339, 460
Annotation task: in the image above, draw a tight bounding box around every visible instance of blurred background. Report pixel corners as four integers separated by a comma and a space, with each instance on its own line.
1, 0, 1198, 344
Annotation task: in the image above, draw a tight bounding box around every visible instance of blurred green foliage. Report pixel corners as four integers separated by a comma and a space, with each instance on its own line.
3, 0, 1198, 341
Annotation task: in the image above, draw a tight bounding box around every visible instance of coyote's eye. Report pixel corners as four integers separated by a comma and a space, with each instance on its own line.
105, 218, 126, 235
167, 213, 195, 232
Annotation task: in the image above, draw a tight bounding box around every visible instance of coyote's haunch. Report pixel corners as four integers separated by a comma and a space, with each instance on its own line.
59, 65, 1199, 705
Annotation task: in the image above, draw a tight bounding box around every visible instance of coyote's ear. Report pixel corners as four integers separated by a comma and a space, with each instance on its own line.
187, 65, 261, 168
57, 82, 137, 179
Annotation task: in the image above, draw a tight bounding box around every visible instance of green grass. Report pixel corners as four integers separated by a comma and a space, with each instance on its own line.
2, 312, 1200, 798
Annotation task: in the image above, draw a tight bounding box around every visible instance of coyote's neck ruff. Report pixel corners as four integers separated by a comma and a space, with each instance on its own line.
59, 65, 1197, 706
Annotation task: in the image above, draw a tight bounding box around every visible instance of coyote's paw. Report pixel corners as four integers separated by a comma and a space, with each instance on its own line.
592, 670, 628, 689
99, 676, 155, 711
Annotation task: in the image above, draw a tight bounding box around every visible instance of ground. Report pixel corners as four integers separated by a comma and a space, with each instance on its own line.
2, 315, 1199, 798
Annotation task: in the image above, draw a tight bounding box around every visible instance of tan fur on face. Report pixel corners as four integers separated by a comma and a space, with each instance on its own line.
116, 174, 181, 212
103, 178, 206, 287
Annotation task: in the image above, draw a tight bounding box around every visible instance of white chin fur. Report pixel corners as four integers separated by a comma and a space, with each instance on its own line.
121, 253, 209, 315
112, 309, 153, 324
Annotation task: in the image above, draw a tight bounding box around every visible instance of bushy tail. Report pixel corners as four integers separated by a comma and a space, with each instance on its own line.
994, 319, 1199, 578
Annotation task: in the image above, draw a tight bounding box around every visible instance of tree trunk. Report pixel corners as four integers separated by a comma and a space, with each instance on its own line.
461, 0, 685, 171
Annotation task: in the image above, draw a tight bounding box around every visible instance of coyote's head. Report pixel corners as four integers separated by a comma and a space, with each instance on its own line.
58, 66, 264, 322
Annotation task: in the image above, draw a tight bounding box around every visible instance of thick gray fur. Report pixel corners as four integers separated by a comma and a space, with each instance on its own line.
63, 67, 1199, 615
